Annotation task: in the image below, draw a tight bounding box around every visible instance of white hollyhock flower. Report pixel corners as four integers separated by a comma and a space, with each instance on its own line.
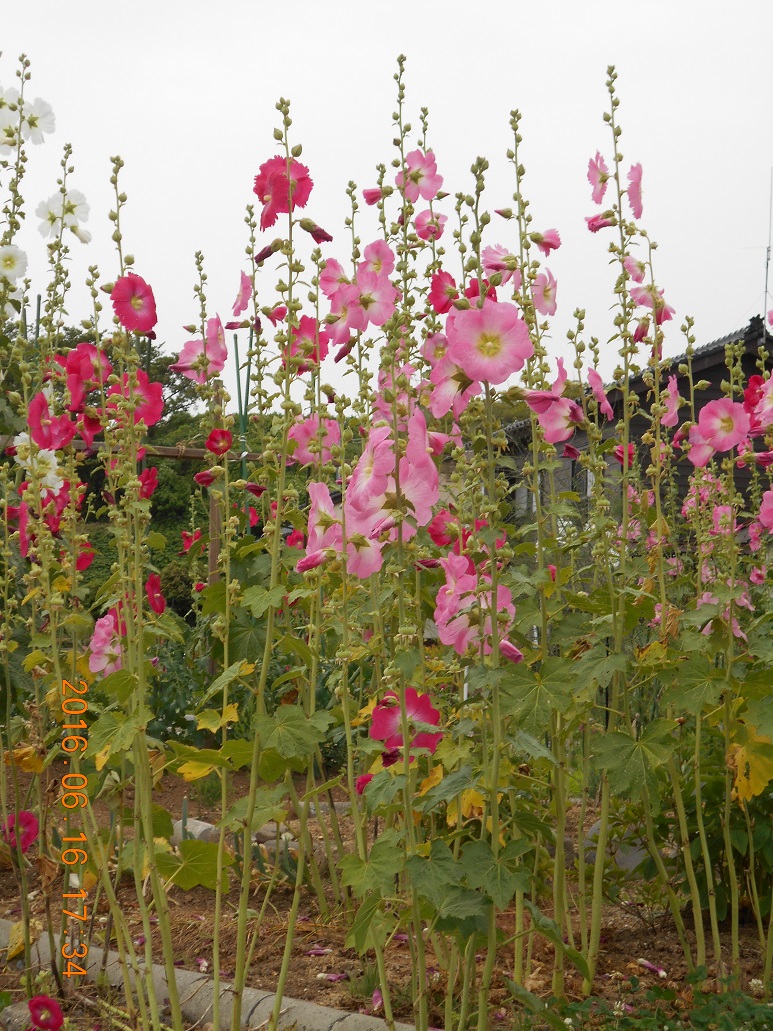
69, 225, 91, 244
36, 193, 64, 238
12, 434, 64, 492
22, 97, 55, 144
0, 245, 27, 283
62, 189, 89, 227
2, 285, 24, 320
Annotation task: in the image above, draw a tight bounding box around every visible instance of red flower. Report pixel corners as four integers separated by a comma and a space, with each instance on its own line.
194, 470, 217, 487
138, 467, 158, 499
614, 443, 636, 468
369, 687, 442, 758
27, 996, 64, 1031
253, 155, 313, 231
145, 573, 166, 615
356, 774, 374, 794
194, 581, 205, 592
205, 429, 232, 456
110, 273, 158, 334
244, 482, 266, 498
179, 528, 202, 554
76, 542, 95, 571
106, 370, 164, 427
286, 529, 305, 548
28, 392, 76, 451
2, 810, 39, 853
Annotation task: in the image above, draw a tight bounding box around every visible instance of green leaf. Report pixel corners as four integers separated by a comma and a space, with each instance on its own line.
241, 584, 285, 618
461, 840, 531, 909
744, 696, 773, 740
201, 581, 227, 615
85, 712, 144, 764
146, 531, 167, 550
661, 656, 728, 715
98, 669, 138, 703
592, 719, 674, 806
504, 981, 568, 1031
500, 659, 575, 732
254, 708, 332, 759
277, 632, 313, 668
394, 647, 421, 679
340, 831, 404, 897
156, 840, 232, 891
414, 766, 474, 814
196, 660, 255, 711
220, 786, 287, 832
523, 899, 591, 982
345, 892, 383, 954
434, 885, 488, 923
228, 609, 267, 662
406, 840, 464, 908
364, 771, 405, 813
574, 647, 629, 689
121, 803, 173, 840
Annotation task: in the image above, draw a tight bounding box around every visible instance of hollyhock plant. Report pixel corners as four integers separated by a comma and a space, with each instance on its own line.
110, 273, 157, 334
690, 398, 750, 467
613, 443, 636, 468
194, 469, 218, 487
662, 375, 681, 427
358, 240, 395, 278
395, 148, 443, 203
587, 151, 610, 203
629, 284, 675, 325
286, 316, 329, 372
171, 316, 228, 384
253, 155, 313, 230
232, 270, 252, 316
585, 212, 616, 233
27, 996, 64, 1031
369, 687, 443, 758
2, 810, 39, 853
446, 299, 532, 386
623, 255, 647, 283
138, 466, 158, 499
56, 341, 112, 411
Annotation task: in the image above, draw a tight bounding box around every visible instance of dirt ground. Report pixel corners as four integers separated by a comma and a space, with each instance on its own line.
0, 762, 767, 1028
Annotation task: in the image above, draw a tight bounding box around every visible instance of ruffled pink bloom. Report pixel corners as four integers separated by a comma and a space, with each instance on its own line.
232, 271, 252, 316
532, 270, 557, 316
662, 375, 680, 427
428, 270, 458, 314
266, 304, 287, 327
586, 212, 615, 233
296, 550, 328, 573
627, 163, 643, 219
288, 414, 340, 466
587, 368, 613, 420
111, 273, 157, 334
56, 342, 112, 411
415, 209, 446, 241
481, 245, 521, 288
171, 316, 228, 385
629, 284, 675, 325
253, 155, 313, 231
319, 258, 349, 301
446, 299, 532, 386
2, 810, 39, 853
429, 356, 480, 419
369, 687, 442, 757
623, 255, 646, 283
362, 188, 383, 206
530, 229, 561, 256
758, 489, 773, 530
28, 392, 76, 450
435, 556, 516, 657
355, 270, 399, 327
145, 573, 166, 615
359, 240, 395, 278
697, 398, 750, 454
88, 611, 122, 675
395, 149, 443, 203
286, 315, 329, 372
538, 398, 584, 443
138, 466, 158, 499
106, 370, 164, 427
587, 151, 610, 204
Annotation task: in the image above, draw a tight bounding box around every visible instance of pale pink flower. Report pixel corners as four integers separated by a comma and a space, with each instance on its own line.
170, 317, 228, 385
536, 397, 584, 443
587, 368, 613, 419
429, 355, 480, 419
530, 229, 561, 256
88, 611, 122, 675
395, 149, 443, 203
623, 255, 646, 283
481, 245, 520, 287
627, 163, 643, 219
359, 240, 394, 278
319, 258, 349, 301
446, 299, 533, 386
422, 332, 448, 369
759, 489, 773, 530
355, 270, 399, 327
585, 212, 616, 233
415, 209, 447, 241
697, 398, 750, 453
232, 271, 251, 316
587, 151, 610, 204
288, 414, 340, 466
532, 270, 557, 316
661, 375, 680, 427
629, 284, 675, 325
306, 482, 343, 553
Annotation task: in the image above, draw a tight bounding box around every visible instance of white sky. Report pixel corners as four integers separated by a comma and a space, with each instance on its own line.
5, 0, 773, 411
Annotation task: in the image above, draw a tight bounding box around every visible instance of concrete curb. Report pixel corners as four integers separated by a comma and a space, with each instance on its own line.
0, 919, 414, 1031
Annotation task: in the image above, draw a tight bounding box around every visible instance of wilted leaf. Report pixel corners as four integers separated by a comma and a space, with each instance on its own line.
728, 728, 773, 804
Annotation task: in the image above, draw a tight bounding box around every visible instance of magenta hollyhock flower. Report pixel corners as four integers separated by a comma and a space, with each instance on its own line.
205, 429, 232, 455
2, 810, 39, 853
415, 209, 447, 242
138, 466, 158, 499
253, 155, 313, 231
697, 398, 750, 453
232, 271, 251, 316
111, 273, 157, 334
586, 212, 616, 233
627, 163, 643, 219
27, 392, 76, 451
587, 368, 614, 420
532, 270, 557, 316
428, 270, 458, 314
286, 529, 305, 549
562, 443, 580, 459
27, 995, 64, 1031
76, 541, 95, 571
180, 528, 202, 554
288, 414, 340, 466
614, 443, 636, 468
359, 240, 395, 278
145, 573, 166, 615
662, 375, 680, 427
355, 773, 373, 794
106, 370, 163, 427
171, 317, 228, 385
266, 304, 287, 327
632, 317, 650, 344
57, 341, 112, 411
88, 611, 122, 675
194, 470, 217, 487
500, 639, 524, 663
464, 277, 498, 304
530, 229, 561, 256
362, 187, 383, 205
623, 255, 647, 284
446, 299, 532, 386
428, 508, 458, 547
587, 151, 610, 203
536, 397, 584, 444
395, 148, 443, 203
296, 550, 328, 573
369, 687, 442, 756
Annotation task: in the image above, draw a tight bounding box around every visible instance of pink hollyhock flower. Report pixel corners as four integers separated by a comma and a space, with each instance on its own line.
481, 245, 521, 290
138, 466, 158, 499
244, 482, 267, 498
428, 270, 458, 314
106, 370, 163, 427
588, 151, 610, 203
88, 611, 122, 675
359, 240, 395, 278
171, 316, 228, 385
395, 149, 443, 203
2, 810, 39, 853
288, 414, 340, 466
753, 377, 773, 431
253, 155, 313, 231
319, 258, 349, 301
587, 368, 614, 420
57, 341, 112, 411
180, 528, 202, 554
266, 304, 287, 327
446, 299, 532, 386
362, 187, 383, 205
369, 687, 442, 757
356, 773, 374, 794
428, 508, 458, 547
347, 426, 394, 510
27, 392, 76, 451
500, 639, 524, 663
629, 284, 675, 325
296, 549, 329, 573
415, 209, 447, 241
627, 163, 643, 219
532, 270, 557, 316
306, 482, 344, 553
428, 355, 480, 420
563, 443, 581, 459
697, 398, 750, 454
750, 565, 766, 585
111, 273, 157, 334
27, 995, 64, 1031
522, 357, 569, 415
194, 470, 217, 487
422, 332, 448, 369
586, 212, 616, 233
530, 229, 561, 256
205, 429, 232, 455
328, 283, 367, 343
633, 317, 650, 344
464, 277, 497, 304
286, 315, 329, 372
614, 443, 636, 468
232, 271, 251, 316
662, 375, 680, 427
145, 573, 166, 615
759, 489, 773, 530
623, 255, 647, 283
355, 270, 399, 327
536, 397, 584, 444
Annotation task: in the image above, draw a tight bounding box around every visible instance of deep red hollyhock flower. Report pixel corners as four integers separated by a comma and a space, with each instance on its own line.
253, 155, 313, 230
356, 774, 374, 794
145, 573, 166, 615
2, 810, 39, 853
28, 392, 76, 451
76, 542, 95, 571
56, 342, 113, 411
244, 482, 267, 498
286, 529, 305, 548
194, 470, 217, 487
27, 995, 64, 1031
179, 528, 202, 554
194, 582, 205, 592
205, 429, 232, 456
138, 467, 158, 499
110, 273, 158, 334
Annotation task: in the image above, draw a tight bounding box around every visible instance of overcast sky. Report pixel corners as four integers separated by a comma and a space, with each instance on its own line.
5, 0, 773, 410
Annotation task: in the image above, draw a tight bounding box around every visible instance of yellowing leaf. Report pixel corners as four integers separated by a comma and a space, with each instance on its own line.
6, 921, 25, 959
22, 650, 49, 674
635, 640, 668, 666
52, 575, 71, 592
22, 587, 40, 606
352, 698, 377, 728
178, 760, 217, 782
418, 765, 443, 797
728, 729, 773, 804
196, 703, 240, 733
5, 744, 44, 773
446, 788, 485, 828
94, 744, 111, 773
82, 870, 97, 892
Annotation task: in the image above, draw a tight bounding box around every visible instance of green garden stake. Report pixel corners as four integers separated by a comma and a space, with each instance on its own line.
181, 794, 189, 841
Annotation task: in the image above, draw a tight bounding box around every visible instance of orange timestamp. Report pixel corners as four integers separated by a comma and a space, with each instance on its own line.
59, 678, 91, 978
